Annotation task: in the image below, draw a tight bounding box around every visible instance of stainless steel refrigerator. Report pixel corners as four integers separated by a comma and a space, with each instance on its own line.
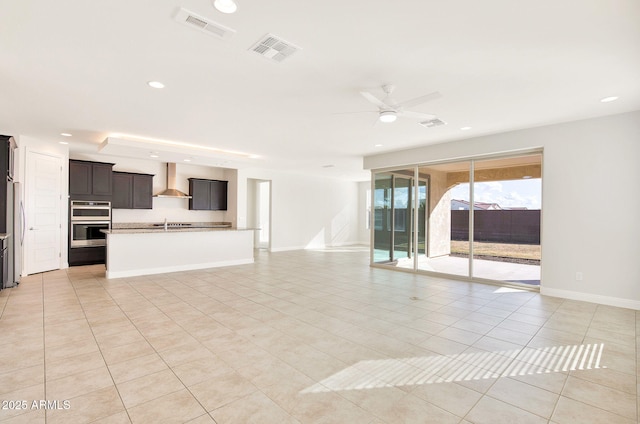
4, 181, 22, 289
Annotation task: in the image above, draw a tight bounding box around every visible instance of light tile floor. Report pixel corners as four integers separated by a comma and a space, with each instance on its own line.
0, 247, 637, 423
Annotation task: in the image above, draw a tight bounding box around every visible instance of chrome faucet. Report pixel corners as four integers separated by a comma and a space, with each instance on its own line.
164, 218, 168, 231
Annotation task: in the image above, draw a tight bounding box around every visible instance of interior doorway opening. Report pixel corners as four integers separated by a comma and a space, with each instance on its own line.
247, 179, 271, 250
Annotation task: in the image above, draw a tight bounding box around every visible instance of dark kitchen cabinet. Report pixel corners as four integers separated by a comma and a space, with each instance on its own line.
69, 161, 91, 196
0, 136, 16, 235
189, 179, 210, 210
210, 180, 227, 210
188, 178, 228, 210
69, 160, 114, 200
68, 246, 105, 266
112, 172, 153, 209
92, 163, 113, 196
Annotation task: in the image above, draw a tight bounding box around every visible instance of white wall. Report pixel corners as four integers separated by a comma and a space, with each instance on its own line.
237, 168, 362, 252
70, 152, 236, 225
364, 110, 640, 309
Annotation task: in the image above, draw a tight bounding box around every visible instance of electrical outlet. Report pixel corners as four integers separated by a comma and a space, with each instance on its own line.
576, 272, 583, 281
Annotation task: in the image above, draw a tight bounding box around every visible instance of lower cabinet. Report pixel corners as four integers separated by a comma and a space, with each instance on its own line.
112, 172, 153, 209
69, 246, 105, 266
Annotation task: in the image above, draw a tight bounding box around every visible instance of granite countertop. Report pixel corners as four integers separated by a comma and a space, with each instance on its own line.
101, 222, 257, 234
113, 222, 232, 230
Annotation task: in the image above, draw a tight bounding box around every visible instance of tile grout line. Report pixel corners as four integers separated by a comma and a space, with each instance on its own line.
99, 272, 228, 422
24, 251, 638, 423
39, 274, 47, 424
63, 268, 135, 424
458, 295, 562, 423
149, 269, 381, 422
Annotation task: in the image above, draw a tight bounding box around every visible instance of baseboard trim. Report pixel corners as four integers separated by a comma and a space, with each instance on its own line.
541, 287, 640, 310
270, 243, 369, 253
269, 246, 306, 253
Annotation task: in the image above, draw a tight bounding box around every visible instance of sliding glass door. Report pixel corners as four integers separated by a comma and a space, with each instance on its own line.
373, 173, 393, 263
372, 170, 426, 268
371, 152, 542, 287
471, 155, 542, 285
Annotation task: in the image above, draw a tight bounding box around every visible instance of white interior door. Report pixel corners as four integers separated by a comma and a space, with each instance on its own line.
25, 151, 62, 274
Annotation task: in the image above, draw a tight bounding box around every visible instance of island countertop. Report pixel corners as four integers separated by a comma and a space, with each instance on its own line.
101, 227, 256, 234
101, 221, 257, 234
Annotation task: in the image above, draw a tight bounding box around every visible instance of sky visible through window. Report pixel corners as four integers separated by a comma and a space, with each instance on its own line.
451, 179, 542, 210
375, 180, 540, 210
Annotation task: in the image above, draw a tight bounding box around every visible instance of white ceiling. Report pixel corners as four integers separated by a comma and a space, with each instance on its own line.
1, 0, 639, 181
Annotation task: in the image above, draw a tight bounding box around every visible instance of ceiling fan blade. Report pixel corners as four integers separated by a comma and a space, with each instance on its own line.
360, 91, 391, 109
395, 91, 442, 109
332, 110, 375, 115
399, 110, 436, 120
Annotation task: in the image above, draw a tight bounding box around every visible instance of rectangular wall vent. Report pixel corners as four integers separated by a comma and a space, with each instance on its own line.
419, 118, 447, 128
175, 8, 236, 40
250, 33, 300, 62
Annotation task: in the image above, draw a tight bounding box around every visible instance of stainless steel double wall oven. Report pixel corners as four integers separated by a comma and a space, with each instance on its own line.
69, 200, 111, 248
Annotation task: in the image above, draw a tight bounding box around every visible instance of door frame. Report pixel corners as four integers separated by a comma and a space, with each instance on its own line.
247, 178, 272, 251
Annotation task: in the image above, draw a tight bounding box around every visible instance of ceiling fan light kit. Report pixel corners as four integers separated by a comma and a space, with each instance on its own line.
379, 110, 398, 123
213, 0, 238, 14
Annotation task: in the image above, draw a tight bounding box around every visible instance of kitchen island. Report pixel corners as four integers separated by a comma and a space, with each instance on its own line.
101, 223, 255, 279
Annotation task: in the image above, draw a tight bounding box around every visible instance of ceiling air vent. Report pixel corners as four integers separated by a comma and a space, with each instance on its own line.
250, 34, 300, 62
419, 118, 447, 128
175, 8, 236, 40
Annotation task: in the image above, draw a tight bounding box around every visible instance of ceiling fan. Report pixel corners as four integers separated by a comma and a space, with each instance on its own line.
359, 84, 443, 124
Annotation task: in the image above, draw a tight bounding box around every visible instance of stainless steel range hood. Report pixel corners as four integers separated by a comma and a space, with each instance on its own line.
153, 163, 192, 198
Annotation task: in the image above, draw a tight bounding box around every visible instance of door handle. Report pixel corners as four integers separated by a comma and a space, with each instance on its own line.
29, 227, 38, 231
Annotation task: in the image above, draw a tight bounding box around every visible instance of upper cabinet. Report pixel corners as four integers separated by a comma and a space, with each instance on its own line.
0, 136, 16, 234
112, 172, 153, 209
188, 178, 228, 211
0, 135, 16, 181
69, 160, 114, 200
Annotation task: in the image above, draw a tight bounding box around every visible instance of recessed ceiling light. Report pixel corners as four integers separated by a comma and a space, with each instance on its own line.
60, 132, 72, 137
59, 141, 69, 145
213, 0, 238, 13
375, 144, 383, 147
460, 126, 472, 131
600, 96, 619, 103
150, 153, 160, 158
147, 81, 165, 89
183, 158, 192, 162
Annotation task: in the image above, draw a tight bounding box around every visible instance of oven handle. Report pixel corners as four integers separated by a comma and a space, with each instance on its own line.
71, 205, 111, 210
70, 221, 111, 225
70, 216, 111, 222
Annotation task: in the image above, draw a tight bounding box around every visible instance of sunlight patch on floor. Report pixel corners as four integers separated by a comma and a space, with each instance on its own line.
301, 343, 605, 393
